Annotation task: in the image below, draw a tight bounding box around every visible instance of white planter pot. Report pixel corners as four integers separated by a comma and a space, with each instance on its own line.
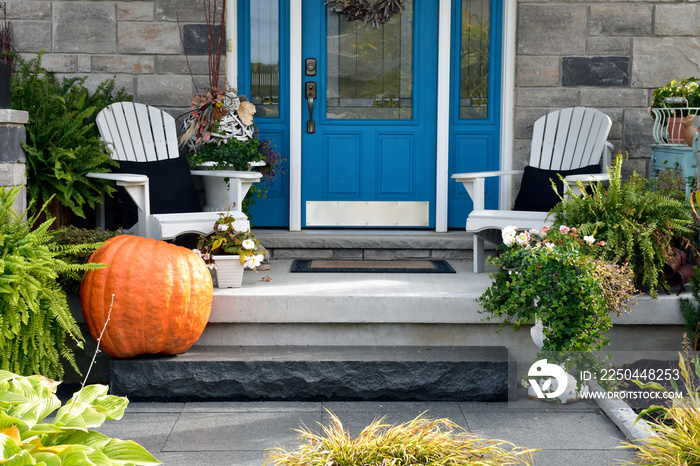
213, 255, 245, 288
191, 163, 263, 213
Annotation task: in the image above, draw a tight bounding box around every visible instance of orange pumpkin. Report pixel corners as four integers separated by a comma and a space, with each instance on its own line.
80, 235, 214, 358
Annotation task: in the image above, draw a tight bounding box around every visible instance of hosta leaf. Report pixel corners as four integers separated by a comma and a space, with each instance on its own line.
102, 439, 162, 465
67, 385, 109, 406
0, 450, 34, 465
59, 431, 111, 450
0, 431, 21, 459
31, 451, 61, 466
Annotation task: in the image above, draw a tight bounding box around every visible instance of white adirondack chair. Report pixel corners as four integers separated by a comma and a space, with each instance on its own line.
88, 102, 262, 240
452, 107, 613, 273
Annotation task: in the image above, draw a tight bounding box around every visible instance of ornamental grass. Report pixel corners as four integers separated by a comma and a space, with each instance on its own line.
265, 411, 535, 466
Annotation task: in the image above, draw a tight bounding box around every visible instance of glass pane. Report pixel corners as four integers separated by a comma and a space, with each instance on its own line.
250, 0, 280, 118
326, 0, 413, 120
460, 0, 489, 119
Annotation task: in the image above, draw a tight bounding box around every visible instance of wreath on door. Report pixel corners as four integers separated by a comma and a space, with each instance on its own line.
325, 0, 407, 28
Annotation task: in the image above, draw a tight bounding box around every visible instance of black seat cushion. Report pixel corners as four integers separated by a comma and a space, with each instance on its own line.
114, 156, 202, 228
512, 164, 600, 212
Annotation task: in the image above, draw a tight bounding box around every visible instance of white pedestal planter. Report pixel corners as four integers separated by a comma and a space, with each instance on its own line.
190, 165, 263, 213
213, 255, 245, 288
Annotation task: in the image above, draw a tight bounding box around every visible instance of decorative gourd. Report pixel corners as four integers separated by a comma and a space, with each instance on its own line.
80, 235, 214, 358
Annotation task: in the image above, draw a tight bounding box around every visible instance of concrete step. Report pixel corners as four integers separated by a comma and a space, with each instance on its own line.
109, 346, 514, 402
254, 229, 483, 260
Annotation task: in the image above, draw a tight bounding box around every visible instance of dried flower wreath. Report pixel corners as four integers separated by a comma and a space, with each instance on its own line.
325, 0, 407, 28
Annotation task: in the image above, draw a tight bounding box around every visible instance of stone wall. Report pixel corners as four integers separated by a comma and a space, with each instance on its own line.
515, 0, 700, 177
5, 0, 224, 117
6, 0, 700, 177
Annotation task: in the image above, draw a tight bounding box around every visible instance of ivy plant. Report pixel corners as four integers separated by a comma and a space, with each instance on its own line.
0, 186, 105, 380
0, 370, 160, 465
10, 51, 132, 223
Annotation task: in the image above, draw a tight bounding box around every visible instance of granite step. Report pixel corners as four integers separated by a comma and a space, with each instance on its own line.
109, 345, 514, 402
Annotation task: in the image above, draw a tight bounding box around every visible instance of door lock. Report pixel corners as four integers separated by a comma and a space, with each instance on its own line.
305, 58, 317, 77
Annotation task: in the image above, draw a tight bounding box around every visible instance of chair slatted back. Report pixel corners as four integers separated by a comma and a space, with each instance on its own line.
530, 107, 612, 171
96, 102, 179, 162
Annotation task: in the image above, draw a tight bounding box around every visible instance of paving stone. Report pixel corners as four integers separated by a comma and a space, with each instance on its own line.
655, 4, 700, 36
517, 5, 586, 55
53, 3, 116, 53
156, 451, 266, 466
589, 4, 653, 36
110, 346, 512, 402
92, 55, 155, 74
562, 57, 629, 87
117, 1, 155, 22
118, 22, 181, 54
93, 412, 180, 455
332, 248, 363, 259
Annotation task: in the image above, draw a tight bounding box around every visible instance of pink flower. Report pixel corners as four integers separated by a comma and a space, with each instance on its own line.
559, 225, 570, 234
540, 226, 549, 236
599, 240, 606, 246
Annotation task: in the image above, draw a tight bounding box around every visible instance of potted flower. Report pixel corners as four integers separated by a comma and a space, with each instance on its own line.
649, 77, 699, 144
195, 208, 265, 288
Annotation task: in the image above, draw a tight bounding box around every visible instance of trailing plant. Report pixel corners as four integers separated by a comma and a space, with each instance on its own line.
10, 51, 132, 223
551, 152, 696, 297
196, 208, 265, 270
478, 224, 636, 354
0, 370, 161, 465
50, 226, 126, 295
0, 186, 105, 380
650, 76, 700, 110
678, 267, 700, 351
620, 352, 700, 465
265, 410, 535, 465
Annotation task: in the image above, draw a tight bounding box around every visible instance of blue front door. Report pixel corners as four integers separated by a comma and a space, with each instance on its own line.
301, 0, 439, 227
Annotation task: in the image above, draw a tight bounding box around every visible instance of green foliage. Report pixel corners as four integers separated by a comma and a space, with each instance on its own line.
551, 153, 695, 297
478, 226, 636, 353
197, 209, 265, 269
0, 187, 105, 380
621, 353, 700, 464
679, 268, 700, 351
50, 227, 126, 295
10, 51, 132, 221
187, 135, 265, 171
650, 76, 700, 109
266, 410, 535, 466
0, 370, 161, 465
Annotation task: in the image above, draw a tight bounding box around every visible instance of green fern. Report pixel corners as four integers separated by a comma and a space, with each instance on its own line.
0, 187, 105, 380
552, 153, 695, 296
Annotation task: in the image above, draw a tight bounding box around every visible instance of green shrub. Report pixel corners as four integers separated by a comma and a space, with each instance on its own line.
51, 226, 126, 295
265, 411, 535, 466
679, 268, 700, 351
621, 353, 700, 464
0, 186, 104, 380
551, 153, 695, 297
0, 370, 160, 465
10, 51, 132, 223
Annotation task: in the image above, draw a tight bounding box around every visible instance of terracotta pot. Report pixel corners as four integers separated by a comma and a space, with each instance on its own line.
667, 116, 686, 144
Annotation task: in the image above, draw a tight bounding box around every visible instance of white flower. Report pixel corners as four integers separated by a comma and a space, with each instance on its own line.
244, 254, 264, 269
583, 235, 595, 245
242, 239, 256, 250
515, 231, 531, 246
502, 225, 518, 246
559, 225, 570, 234
544, 242, 555, 251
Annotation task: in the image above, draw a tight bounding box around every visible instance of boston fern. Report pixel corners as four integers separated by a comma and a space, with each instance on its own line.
551, 153, 695, 297
10, 52, 131, 222
0, 187, 105, 380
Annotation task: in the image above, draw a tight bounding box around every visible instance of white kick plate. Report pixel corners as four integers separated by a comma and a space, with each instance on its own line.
306, 201, 430, 227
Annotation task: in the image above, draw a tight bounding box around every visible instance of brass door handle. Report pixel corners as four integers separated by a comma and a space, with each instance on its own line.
306, 82, 317, 134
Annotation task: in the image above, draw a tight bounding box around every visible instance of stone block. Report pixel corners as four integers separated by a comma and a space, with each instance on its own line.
623, 107, 656, 159
118, 22, 181, 54
6, 1, 51, 20
39, 54, 77, 73
0, 126, 26, 162
590, 4, 652, 36
117, 2, 155, 22
273, 249, 333, 260
364, 249, 431, 260
11, 21, 51, 53
56, 73, 135, 98
0, 163, 26, 185
517, 5, 586, 55
580, 89, 648, 108
93, 55, 155, 74
513, 108, 547, 140
656, 4, 700, 36
599, 107, 624, 140
78, 55, 92, 73
157, 55, 211, 75
53, 3, 117, 53
332, 248, 363, 259
155, 0, 222, 22
562, 57, 629, 87
587, 37, 631, 56
135, 75, 193, 107
516, 56, 559, 87
631, 38, 700, 88
515, 88, 579, 108
182, 24, 225, 55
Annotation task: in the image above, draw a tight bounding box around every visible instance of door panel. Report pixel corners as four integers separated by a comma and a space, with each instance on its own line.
302, 0, 438, 228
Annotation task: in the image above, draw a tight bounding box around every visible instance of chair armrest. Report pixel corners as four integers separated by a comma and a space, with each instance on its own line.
86, 172, 148, 184
87, 172, 151, 237
451, 170, 523, 211
563, 173, 610, 196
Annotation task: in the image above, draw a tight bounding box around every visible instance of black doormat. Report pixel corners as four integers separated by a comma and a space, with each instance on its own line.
291, 259, 456, 274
